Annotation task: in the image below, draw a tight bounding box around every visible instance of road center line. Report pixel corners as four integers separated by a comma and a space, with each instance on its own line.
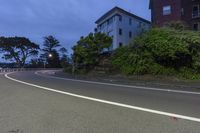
5, 72, 200, 123
35, 71, 200, 95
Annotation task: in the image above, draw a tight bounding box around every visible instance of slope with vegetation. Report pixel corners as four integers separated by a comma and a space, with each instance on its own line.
112, 26, 200, 79
71, 22, 200, 80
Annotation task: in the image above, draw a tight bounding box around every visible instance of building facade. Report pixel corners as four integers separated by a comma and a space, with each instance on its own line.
95, 7, 151, 51
149, 0, 200, 30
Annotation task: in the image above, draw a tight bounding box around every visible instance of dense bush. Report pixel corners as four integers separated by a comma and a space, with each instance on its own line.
72, 32, 112, 71
112, 27, 200, 79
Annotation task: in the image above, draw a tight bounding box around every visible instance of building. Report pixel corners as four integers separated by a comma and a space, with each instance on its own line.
149, 0, 200, 31
95, 7, 151, 51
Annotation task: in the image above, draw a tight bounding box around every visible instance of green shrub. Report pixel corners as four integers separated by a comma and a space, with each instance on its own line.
111, 27, 200, 79
178, 67, 200, 80
63, 66, 72, 73
148, 63, 177, 76
133, 28, 193, 68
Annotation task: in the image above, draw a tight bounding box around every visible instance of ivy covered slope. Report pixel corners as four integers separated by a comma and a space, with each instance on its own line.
112, 27, 200, 80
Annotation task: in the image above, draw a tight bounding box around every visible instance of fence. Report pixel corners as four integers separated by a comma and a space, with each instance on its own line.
0, 68, 62, 73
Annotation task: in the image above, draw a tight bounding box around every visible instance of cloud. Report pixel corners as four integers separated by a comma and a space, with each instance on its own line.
0, 0, 151, 55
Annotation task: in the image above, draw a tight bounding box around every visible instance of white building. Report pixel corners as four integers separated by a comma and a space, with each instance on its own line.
95, 7, 151, 51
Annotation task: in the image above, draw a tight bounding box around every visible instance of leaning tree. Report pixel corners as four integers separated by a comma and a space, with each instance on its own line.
0, 36, 40, 67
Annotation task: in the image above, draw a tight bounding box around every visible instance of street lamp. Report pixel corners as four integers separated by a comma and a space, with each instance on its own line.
48, 53, 53, 58
44, 53, 53, 69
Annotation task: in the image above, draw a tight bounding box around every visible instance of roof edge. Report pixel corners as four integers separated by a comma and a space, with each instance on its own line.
95, 6, 151, 24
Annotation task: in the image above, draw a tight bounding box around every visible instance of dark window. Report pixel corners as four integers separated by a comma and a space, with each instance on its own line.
129, 31, 132, 38
138, 22, 142, 28
192, 5, 199, 18
99, 24, 102, 30
119, 42, 123, 47
119, 15, 122, 21
94, 28, 98, 33
119, 28, 122, 35
163, 5, 171, 15
107, 18, 113, 25
129, 18, 132, 25
193, 23, 198, 31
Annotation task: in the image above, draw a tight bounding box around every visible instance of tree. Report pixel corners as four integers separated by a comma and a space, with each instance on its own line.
43, 35, 60, 53
72, 32, 112, 71
28, 58, 44, 68
59, 47, 67, 55
41, 35, 61, 68
0, 36, 39, 67
59, 47, 69, 68
47, 50, 61, 68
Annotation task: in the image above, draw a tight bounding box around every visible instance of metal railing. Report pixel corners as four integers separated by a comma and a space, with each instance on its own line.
0, 68, 62, 73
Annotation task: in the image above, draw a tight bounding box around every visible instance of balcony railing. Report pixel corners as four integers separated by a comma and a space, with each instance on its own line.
192, 11, 200, 18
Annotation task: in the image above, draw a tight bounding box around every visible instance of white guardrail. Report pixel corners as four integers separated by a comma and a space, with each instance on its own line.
0, 68, 62, 73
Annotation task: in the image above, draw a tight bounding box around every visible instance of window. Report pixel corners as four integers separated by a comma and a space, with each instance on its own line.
119, 42, 123, 47
107, 18, 113, 25
119, 28, 122, 35
129, 31, 132, 38
192, 5, 199, 18
163, 5, 171, 15
119, 15, 122, 21
193, 23, 199, 31
94, 28, 98, 33
138, 22, 142, 28
129, 18, 132, 25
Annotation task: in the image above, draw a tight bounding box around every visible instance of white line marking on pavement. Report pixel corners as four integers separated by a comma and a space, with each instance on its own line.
5, 72, 200, 123
35, 71, 200, 95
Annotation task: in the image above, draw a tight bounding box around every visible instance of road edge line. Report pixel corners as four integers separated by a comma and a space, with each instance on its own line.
35, 71, 200, 95
5, 72, 200, 123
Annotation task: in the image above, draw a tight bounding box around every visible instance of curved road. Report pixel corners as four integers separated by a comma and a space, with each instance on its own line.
0, 70, 200, 133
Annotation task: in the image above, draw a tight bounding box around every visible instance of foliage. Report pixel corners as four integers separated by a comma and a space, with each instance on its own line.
41, 35, 68, 68
112, 27, 200, 79
46, 50, 61, 68
42, 35, 60, 53
60, 54, 69, 68
59, 47, 69, 68
28, 58, 44, 68
72, 32, 112, 71
0, 36, 39, 67
164, 21, 188, 31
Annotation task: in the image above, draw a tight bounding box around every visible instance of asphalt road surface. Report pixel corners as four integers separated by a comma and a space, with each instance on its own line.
0, 70, 200, 133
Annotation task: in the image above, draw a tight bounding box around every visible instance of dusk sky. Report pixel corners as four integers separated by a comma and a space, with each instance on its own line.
0, 0, 151, 54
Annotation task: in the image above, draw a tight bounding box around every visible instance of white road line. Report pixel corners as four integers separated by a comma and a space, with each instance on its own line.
5, 72, 200, 123
35, 71, 200, 95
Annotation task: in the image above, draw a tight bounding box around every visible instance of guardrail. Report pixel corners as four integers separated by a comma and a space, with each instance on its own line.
0, 68, 63, 73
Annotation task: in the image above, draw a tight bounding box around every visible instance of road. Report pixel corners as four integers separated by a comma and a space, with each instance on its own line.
0, 70, 200, 133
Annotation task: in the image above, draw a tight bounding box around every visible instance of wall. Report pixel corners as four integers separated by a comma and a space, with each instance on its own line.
151, 0, 182, 26
96, 11, 150, 50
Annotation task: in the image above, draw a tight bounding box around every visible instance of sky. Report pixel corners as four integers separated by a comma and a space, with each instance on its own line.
0, 0, 151, 56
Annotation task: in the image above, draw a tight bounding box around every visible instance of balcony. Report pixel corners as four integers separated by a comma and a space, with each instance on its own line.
192, 11, 200, 18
